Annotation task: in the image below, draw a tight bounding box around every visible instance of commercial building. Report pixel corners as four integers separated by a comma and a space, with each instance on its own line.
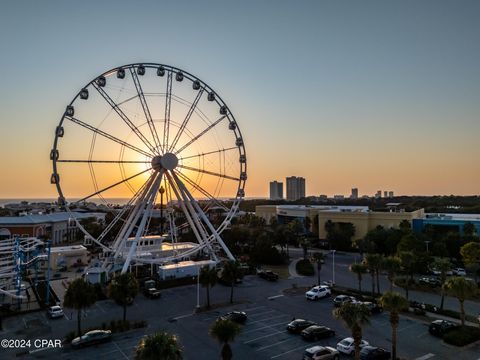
0, 212, 104, 244
286, 176, 305, 201
413, 213, 480, 235
256, 204, 424, 242
269, 181, 283, 200
351, 188, 358, 199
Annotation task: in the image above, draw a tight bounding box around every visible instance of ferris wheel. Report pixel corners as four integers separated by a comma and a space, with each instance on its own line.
50, 63, 246, 272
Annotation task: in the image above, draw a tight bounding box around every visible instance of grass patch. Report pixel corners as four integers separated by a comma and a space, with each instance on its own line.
296, 259, 314, 276
267, 265, 290, 279
443, 325, 480, 346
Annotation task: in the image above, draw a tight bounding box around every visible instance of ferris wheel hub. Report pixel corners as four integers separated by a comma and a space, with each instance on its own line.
151, 153, 178, 171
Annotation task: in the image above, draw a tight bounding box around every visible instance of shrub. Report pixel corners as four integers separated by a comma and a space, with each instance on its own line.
296, 259, 314, 276
443, 326, 480, 346
64, 331, 76, 344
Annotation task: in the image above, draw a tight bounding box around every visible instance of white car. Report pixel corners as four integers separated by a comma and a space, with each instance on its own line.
305, 286, 331, 300
453, 268, 466, 276
303, 345, 340, 360
48, 305, 64, 319
336, 337, 369, 355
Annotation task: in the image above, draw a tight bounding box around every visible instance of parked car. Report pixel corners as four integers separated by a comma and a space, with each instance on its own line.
48, 305, 64, 319
361, 301, 383, 314
419, 277, 441, 287
333, 295, 357, 307
431, 268, 453, 276
336, 337, 369, 355
428, 320, 457, 337
303, 345, 340, 360
305, 286, 331, 300
144, 287, 161, 299
452, 268, 466, 276
219, 311, 247, 324
360, 346, 391, 360
286, 319, 316, 333
301, 325, 335, 341
257, 269, 279, 281
71, 330, 112, 349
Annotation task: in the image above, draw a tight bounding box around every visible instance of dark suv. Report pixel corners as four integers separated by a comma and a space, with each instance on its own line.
287, 319, 316, 333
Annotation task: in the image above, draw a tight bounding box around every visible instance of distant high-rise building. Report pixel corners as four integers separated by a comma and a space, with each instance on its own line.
384, 191, 388, 198
388, 191, 394, 198
333, 195, 345, 200
269, 181, 283, 200
286, 176, 305, 201
351, 188, 358, 199
375, 190, 382, 199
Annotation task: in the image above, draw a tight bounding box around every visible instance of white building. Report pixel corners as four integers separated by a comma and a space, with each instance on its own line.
269, 181, 283, 200
286, 176, 305, 201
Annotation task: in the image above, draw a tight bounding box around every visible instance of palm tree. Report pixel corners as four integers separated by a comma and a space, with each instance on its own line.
64, 278, 97, 336
312, 252, 325, 285
350, 263, 367, 292
398, 251, 415, 299
108, 272, 139, 321
333, 302, 370, 360
222, 260, 240, 304
210, 319, 241, 360
379, 291, 409, 360
199, 265, 217, 309
364, 253, 382, 296
445, 277, 477, 326
432, 258, 452, 310
382, 256, 401, 291
135, 331, 182, 360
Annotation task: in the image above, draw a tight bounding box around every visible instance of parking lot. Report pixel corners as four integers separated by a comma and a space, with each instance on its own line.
3, 276, 480, 359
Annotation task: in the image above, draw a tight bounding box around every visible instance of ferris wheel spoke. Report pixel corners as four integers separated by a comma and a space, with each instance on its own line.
178, 146, 238, 161
57, 159, 150, 164
73, 168, 153, 204
174, 170, 229, 211
66, 116, 152, 158
93, 82, 158, 154
174, 115, 226, 155
171, 172, 234, 260
129, 68, 162, 153
177, 164, 239, 181
169, 88, 204, 153
163, 71, 173, 154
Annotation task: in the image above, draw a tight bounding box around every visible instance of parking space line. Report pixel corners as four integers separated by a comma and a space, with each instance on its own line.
243, 321, 288, 334
414, 354, 435, 360
397, 323, 420, 332
270, 344, 310, 359
113, 341, 130, 360
248, 310, 276, 318
242, 306, 266, 312
247, 314, 290, 325
256, 337, 297, 351
244, 330, 285, 343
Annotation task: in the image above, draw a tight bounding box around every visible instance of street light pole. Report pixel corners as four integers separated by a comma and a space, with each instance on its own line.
332, 250, 336, 285
196, 265, 200, 310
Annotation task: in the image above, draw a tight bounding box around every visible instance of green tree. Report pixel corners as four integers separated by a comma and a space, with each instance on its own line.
398, 251, 415, 299
210, 319, 241, 360
312, 252, 325, 285
463, 222, 476, 236
135, 331, 182, 360
399, 220, 411, 234
379, 292, 409, 360
199, 265, 217, 309
382, 256, 401, 292
222, 260, 241, 304
350, 263, 367, 292
364, 253, 382, 296
333, 302, 370, 360
432, 258, 452, 310
108, 272, 139, 321
460, 242, 480, 267
64, 278, 97, 336
445, 277, 477, 326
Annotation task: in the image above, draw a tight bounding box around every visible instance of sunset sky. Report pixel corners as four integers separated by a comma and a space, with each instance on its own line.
0, 0, 479, 199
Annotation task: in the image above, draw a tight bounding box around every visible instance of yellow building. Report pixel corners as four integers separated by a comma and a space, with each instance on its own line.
255, 205, 424, 241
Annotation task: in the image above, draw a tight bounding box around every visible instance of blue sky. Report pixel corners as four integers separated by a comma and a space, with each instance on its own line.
0, 0, 479, 198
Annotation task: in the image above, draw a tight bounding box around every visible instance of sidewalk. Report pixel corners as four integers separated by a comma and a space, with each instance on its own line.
288, 258, 304, 278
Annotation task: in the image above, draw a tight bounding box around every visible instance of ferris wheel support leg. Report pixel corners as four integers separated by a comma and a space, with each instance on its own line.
165, 172, 217, 261
171, 172, 234, 261
110, 173, 157, 257
121, 171, 163, 274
